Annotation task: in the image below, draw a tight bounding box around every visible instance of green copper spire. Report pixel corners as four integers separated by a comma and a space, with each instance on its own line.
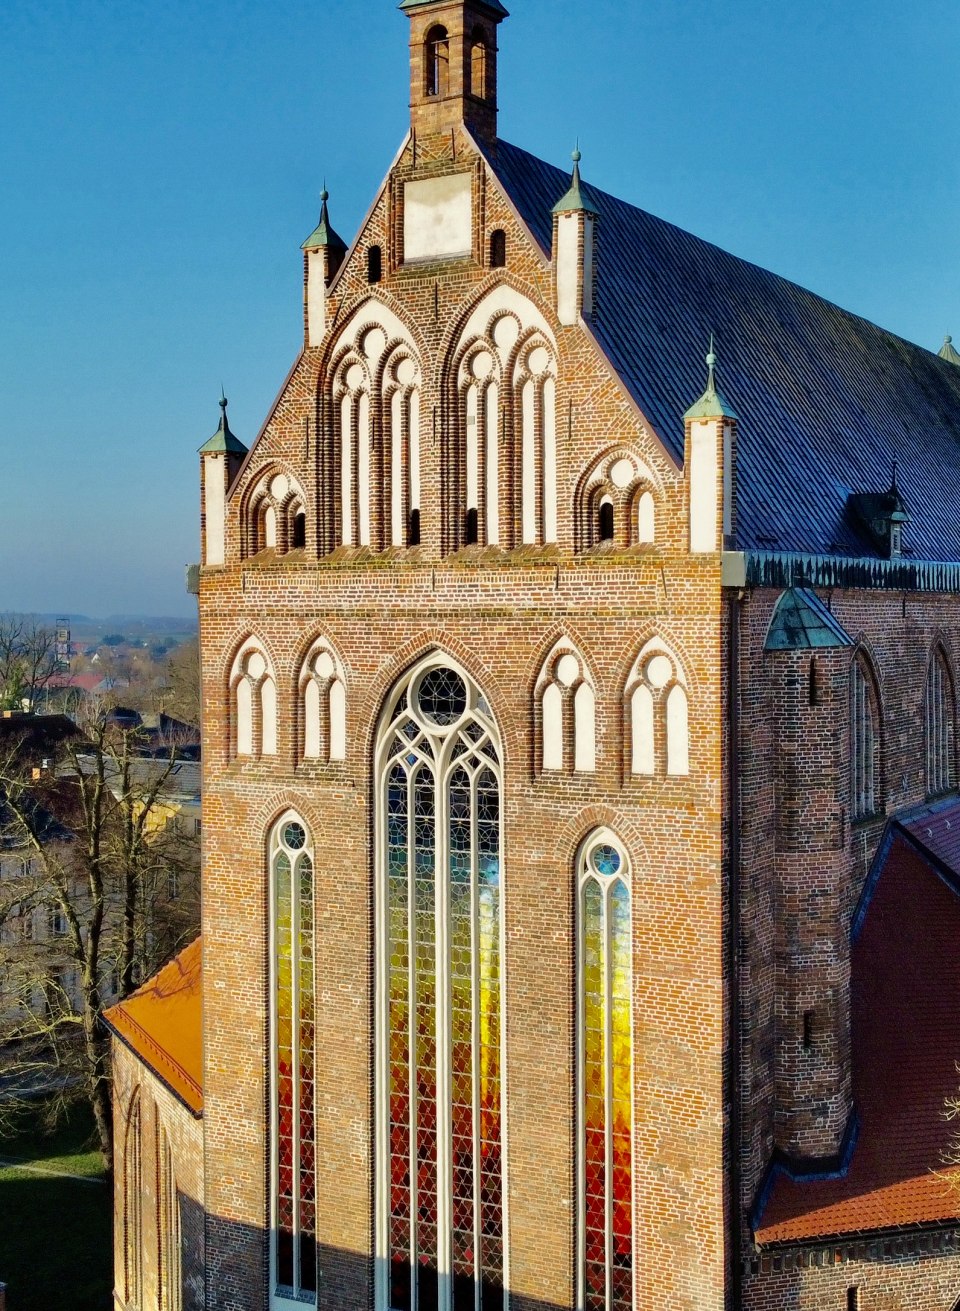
199, 395, 248, 455
939, 334, 960, 367
684, 335, 738, 421
302, 188, 348, 253
552, 147, 599, 216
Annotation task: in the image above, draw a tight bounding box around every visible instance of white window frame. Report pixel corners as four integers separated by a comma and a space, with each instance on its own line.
374, 653, 509, 1311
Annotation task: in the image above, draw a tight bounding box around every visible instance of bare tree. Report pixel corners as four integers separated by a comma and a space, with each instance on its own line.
162, 637, 201, 726
0, 615, 61, 711
0, 714, 200, 1169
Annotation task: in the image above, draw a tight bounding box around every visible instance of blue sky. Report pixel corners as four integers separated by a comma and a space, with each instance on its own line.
1, 0, 956, 617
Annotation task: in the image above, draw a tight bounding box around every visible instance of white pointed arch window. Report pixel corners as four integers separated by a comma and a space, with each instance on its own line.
851, 654, 881, 821
626, 640, 689, 778
328, 307, 422, 552
299, 639, 347, 763
270, 814, 317, 1307
375, 655, 505, 1311
448, 287, 557, 551
576, 450, 657, 553
231, 639, 278, 759
248, 470, 308, 557
577, 830, 633, 1311
925, 645, 956, 797
536, 641, 596, 774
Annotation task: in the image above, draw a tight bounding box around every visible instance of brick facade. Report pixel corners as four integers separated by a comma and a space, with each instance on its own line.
109, 5, 960, 1310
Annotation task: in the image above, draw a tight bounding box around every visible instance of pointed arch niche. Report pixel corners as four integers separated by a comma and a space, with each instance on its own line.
230, 638, 278, 759
851, 651, 882, 821
324, 303, 422, 554
535, 640, 596, 775
298, 638, 347, 764
246, 469, 308, 559
576, 449, 658, 553
447, 286, 558, 551
625, 639, 690, 778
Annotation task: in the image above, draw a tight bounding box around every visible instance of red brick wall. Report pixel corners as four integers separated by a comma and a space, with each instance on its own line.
111, 1041, 205, 1311
199, 123, 729, 1311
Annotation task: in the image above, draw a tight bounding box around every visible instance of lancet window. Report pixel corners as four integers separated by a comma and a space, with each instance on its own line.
425, 26, 449, 98
231, 640, 278, 759
516, 337, 557, 546
124, 1095, 143, 1309
160, 1128, 182, 1311
376, 656, 504, 1311
576, 451, 657, 553
851, 655, 881, 820
248, 471, 308, 557
470, 31, 488, 99
327, 309, 422, 553
924, 645, 956, 798
578, 831, 633, 1311
299, 639, 347, 763
626, 641, 689, 778
270, 814, 317, 1307
536, 642, 596, 774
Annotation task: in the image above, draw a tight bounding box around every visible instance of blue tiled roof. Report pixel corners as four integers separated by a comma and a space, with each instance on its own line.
487, 140, 960, 563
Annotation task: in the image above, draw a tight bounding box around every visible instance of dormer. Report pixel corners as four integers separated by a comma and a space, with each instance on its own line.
401, 0, 508, 146
847, 461, 911, 559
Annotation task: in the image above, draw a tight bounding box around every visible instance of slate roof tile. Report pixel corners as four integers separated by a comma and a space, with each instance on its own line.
486, 140, 960, 562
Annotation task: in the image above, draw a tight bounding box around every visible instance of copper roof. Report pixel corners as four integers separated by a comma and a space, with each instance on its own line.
756, 819, 960, 1244
103, 938, 203, 1117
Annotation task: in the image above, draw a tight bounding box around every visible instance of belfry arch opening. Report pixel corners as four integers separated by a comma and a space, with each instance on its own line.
425, 26, 449, 98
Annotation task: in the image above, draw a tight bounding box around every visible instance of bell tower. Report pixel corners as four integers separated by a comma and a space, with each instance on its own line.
401, 0, 508, 145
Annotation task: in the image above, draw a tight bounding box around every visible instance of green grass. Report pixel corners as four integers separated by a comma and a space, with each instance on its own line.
0, 1106, 112, 1310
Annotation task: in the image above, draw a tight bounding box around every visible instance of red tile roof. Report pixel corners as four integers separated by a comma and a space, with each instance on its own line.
902, 798, 960, 885
756, 825, 960, 1244
103, 938, 203, 1117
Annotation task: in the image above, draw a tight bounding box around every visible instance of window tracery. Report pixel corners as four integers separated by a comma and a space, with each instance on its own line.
230, 640, 278, 758
536, 642, 596, 774
578, 831, 633, 1311
851, 654, 881, 820
576, 451, 657, 552
270, 814, 317, 1307
924, 645, 956, 798
626, 640, 689, 778
375, 656, 504, 1311
299, 639, 347, 763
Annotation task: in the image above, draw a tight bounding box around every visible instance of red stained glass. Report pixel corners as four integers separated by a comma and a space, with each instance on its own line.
580, 868, 633, 1311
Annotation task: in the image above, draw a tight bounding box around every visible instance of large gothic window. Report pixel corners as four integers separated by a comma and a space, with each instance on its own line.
376, 656, 504, 1311
851, 655, 881, 821
578, 831, 633, 1311
270, 815, 317, 1307
925, 645, 956, 797
124, 1094, 143, 1309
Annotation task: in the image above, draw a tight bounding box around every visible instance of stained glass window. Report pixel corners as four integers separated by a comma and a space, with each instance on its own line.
271, 815, 317, 1306
378, 658, 503, 1311
578, 833, 633, 1311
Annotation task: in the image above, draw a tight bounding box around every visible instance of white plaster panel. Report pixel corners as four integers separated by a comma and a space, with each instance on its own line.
203, 457, 225, 567
306, 252, 327, 348
631, 684, 655, 776
542, 683, 563, 771
485, 384, 499, 545
690, 419, 719, 553
666, 685, 690, 776
574, 682, 596, 773
404, 174, 473, 262
556, 212, 580, 326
